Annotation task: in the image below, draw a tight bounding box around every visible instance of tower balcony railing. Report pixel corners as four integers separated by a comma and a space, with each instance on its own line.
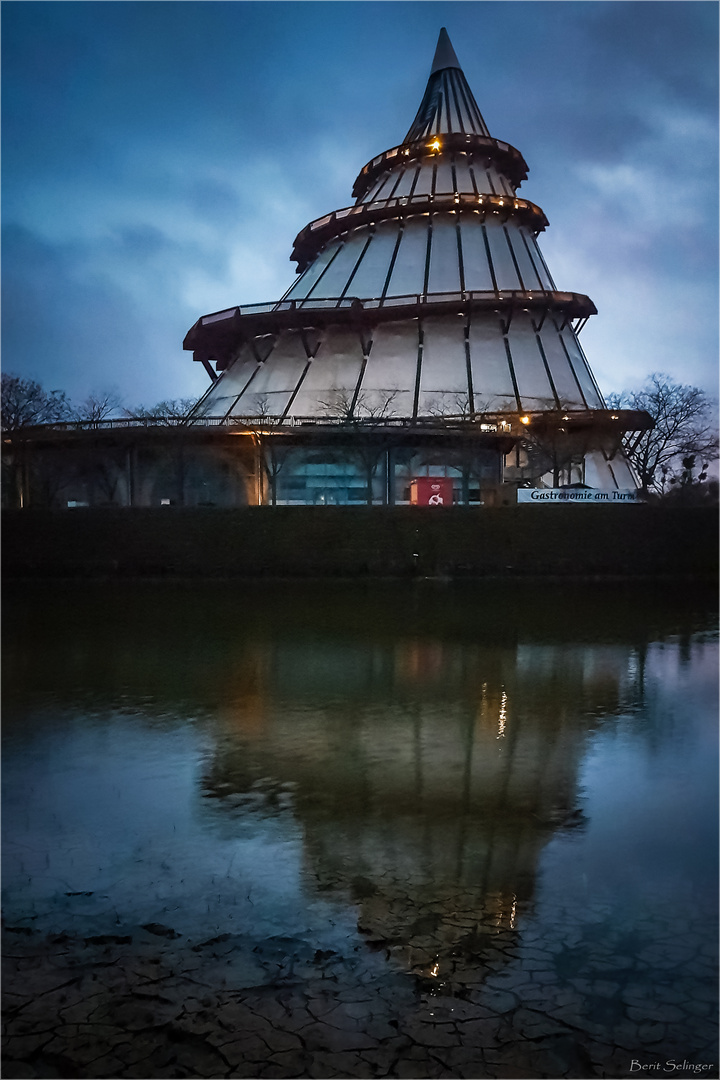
193, 409, 652, 436
291, 191, 548, 270
351, 132, 530, 200
5, 409, 652, 439
194, 289, 595, 322
185, 289, 598, 371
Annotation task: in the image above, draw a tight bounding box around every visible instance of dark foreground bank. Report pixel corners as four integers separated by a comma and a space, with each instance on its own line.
2, 505, 718, 579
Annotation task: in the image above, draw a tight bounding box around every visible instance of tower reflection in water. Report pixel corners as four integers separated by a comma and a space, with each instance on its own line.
199, 589, 652, 992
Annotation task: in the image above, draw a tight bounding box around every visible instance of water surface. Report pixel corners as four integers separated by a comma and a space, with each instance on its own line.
3, 580, 717, 1077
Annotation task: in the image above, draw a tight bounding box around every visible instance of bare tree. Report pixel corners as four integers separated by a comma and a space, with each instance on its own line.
319, 387, 400, 423
607, 374, 718, 496
125, 399, 197, 426
355, 389, 401, 422
73, 389, 124, 424
425, 391, 474, 420
1, 373, 71, 430
318, 388, 356, 423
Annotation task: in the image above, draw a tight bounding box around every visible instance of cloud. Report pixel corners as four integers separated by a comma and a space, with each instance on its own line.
184, 178, 243, 228
2, 0, 717, 409
1, 224, 208, 405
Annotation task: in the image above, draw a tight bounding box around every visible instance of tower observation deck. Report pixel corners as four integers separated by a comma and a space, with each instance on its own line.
184, 29, 651, 502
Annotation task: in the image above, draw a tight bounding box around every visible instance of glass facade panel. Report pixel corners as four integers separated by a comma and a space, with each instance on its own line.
371, 171, 398, 201
492, 166, 515, 196
453, 157, 475, 194
391, 165, 418, 199
362, 174, 387, 202
484, 168, 498, 195
479, 164, 514, 196
506, 315, 556, 410
584, 449, 633, 490
558, 325, 604, 407
276, 454, 380, 505
435, 160, 454, 195
237, 333, 309, 408
386, 218, 429, 298
468, 317, 517, 411
215, 360, 261, 416
288, 328, 365, 417
346, 221, 399, 300
427, 215, 461, 295
357, 321, 419, 417
449, 89, 467, 135
239, 388, 295, 417
538, 323, 587, 407
193, 389, 241, 418
608, 453, 636, 488
413, 163, 434, 197
284, 241, 342, 300
192, 345, 260, 417
525, 233, 556, 290
484, 217, 520, 290
417, 315, 469, 416
308, 229, 370, 299
468, 162, 491, 195
460, 216, 494, 291
504, 226, 541, 290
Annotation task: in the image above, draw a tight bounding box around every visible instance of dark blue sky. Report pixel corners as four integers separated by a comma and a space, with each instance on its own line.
2, 1, 717, 409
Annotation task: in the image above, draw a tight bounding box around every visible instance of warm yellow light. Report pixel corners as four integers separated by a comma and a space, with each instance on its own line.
519, 415, 530, 425
428, 139, 441, 152
497, 690, 508, 739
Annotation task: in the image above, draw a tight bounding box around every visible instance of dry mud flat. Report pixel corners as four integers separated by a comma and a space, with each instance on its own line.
3, 916, 718, 1080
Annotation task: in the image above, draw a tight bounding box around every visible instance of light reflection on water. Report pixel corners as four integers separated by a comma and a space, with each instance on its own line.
2, 581, 717, 998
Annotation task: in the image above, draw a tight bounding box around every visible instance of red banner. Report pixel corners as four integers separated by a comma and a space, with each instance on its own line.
410, 477, 454, 506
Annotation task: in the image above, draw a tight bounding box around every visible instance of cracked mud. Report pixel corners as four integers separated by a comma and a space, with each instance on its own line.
4, 889, 717, 1079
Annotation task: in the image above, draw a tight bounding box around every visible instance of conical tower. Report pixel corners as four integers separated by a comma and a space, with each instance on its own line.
184, 30, 650, 503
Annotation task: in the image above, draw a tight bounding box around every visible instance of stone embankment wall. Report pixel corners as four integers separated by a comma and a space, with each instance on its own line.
3, 506, 717, 579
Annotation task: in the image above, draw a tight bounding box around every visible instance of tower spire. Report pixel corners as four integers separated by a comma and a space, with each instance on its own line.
430, 27, 462, 74
403, 28, 490, 143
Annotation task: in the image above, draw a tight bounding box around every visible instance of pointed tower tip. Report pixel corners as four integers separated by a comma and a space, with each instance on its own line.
403, 26, 489, 143
430, 27, 462, 75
